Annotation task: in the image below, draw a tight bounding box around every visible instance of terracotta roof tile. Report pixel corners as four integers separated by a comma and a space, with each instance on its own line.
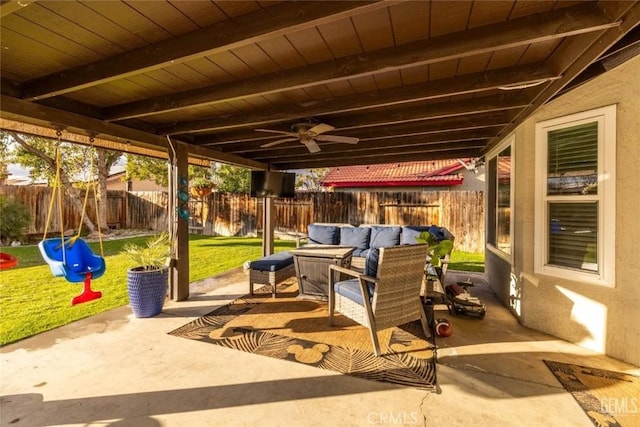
322, 160, 466, 188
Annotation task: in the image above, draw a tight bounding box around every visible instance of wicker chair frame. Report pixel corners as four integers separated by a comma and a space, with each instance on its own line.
328, 244, 431, 356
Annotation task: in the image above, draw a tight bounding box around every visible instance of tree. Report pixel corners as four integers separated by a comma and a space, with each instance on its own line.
296, 168, 329, 191
212, 164, 250, 193
125, 154, 168, 187
5, 131, 122, 234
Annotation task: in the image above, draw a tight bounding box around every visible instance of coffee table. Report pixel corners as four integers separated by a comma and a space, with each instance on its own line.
292, 246, 354, 299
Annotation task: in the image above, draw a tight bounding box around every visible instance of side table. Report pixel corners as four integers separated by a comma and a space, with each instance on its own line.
292, 246, 354, 299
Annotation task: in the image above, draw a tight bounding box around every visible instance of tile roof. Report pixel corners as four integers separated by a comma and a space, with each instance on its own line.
321, 160, 465, 188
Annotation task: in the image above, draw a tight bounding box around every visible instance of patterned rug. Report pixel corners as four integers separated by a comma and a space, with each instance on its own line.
544, 360, 640, 427
170, 280, 437, 391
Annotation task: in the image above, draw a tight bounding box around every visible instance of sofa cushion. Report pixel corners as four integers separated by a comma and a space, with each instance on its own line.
339, 227, 371, 256
307, 224, 340, 245
428, 225, 455, 242
401, 225, 432, 245
363, 247, 380, 277
249, 251, 294, 272
368, 226, 401, 248
334, 278, 375, 305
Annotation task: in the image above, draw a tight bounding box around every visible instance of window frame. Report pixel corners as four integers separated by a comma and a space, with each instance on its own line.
534, 105, 616, 286
486, 134, 515, 263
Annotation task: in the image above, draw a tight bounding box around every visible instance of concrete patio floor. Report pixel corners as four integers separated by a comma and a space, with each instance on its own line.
2, 269, 638, 427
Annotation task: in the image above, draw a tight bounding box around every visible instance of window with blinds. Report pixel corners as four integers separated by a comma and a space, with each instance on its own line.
487, 137, 512, 258
547, 122, 598, 196
535, 105, 616, 286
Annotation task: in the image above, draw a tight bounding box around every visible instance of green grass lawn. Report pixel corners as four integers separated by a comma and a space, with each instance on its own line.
0, 236, 483, 346
0, 235, 296, 346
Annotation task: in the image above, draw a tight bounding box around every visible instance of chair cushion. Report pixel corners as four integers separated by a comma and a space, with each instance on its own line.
334, 278, 375, 305
339, 227, 371, 251
249, 252, 294, 272
362, 247, 380, 277
368, 226, 401, 248
400, 225, 432, 245
307, 224, 340, 245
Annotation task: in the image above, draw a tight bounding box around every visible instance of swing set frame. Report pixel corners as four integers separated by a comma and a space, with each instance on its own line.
38, 130, 106, 305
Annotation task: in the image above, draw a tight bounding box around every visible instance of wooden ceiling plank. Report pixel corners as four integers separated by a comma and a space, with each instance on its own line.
257, 36, 308, 70
388, 1, 430, 45
316, 17, 362, 59
351, 7, 395, 52
103, 2, 617, 121
122, 1, 200, 36
223, 111, 509, 151
0, 94, 265, 169
160, 62, 558, 135
241, 129, 497, 157
487, 1, 640, 150
231, 43, 282, 75
430, 1, 473, 37
19, 1, 383, 100
258, 140, 489, 164
197, 93, 528, 146
272, 147, 486, 169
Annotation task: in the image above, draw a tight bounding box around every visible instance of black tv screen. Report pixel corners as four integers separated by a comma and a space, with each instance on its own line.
250, 171, 296, 198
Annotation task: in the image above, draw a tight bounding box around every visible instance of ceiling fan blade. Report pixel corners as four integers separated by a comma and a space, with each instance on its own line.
301, 138, 321, 153
255, 129, 296, 136
307, 123, 335, 135
261, 137, 299, 148
315, 135, 359, 144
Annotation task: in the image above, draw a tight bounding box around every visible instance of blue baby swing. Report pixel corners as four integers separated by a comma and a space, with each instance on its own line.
38, 133, 106, 305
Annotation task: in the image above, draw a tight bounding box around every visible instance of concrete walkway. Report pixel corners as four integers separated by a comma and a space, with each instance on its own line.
2, 269, 638, 427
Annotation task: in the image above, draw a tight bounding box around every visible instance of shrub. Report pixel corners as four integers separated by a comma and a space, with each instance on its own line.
0, 195, 30, 245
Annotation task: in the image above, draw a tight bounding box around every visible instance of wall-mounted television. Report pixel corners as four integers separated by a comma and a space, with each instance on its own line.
250, 171, 296, 198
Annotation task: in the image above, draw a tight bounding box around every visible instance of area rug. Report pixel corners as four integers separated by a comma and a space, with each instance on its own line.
170, 279, 437, 391
544, 360, 640, 427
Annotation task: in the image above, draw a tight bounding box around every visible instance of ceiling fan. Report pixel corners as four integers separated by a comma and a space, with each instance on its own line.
256, 122, 359, 153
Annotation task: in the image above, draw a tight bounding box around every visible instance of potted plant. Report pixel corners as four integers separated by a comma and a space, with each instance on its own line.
122, 233, 171, 318
190, 176, 215, 198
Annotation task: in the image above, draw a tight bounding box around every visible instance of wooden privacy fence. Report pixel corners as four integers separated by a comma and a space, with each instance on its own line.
201, 191, 484, 252
0, 185, 125, 235
2, 186, 484, 252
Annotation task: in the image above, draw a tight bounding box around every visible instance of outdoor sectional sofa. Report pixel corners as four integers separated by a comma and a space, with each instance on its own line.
303, 223, 454, 273
248, 223, 454, 297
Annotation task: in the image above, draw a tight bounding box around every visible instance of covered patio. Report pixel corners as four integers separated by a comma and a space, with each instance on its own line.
2, 269, 638, 426
2, 1, 640, 425
2, 0, 638, 300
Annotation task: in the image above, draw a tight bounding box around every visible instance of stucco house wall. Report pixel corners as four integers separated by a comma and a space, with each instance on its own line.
486, 55, 640, 366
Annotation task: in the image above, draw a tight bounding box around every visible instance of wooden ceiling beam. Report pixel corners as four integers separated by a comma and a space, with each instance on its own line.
162, 63, 558, 135
223, 113, 508, 152
0, 0, 33, 18
248, 129, 497, 160
271, 145, 487, 169
104, 2, 617, 121
0, 94, 266, 169
197, 94, 529, 146
19, 1, 384, 101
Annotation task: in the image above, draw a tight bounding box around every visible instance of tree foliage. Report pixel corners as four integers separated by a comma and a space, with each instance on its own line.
3, 131, 122, 233
212, 164, 250, 193
0, 195, 30, 245
125, 154, 168, 187
296, 168, 329, 191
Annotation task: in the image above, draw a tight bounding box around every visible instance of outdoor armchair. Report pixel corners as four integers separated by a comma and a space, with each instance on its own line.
328, 244, 431, 356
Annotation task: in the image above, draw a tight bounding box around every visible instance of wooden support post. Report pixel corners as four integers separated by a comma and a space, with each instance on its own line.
262, 196, 274, 256
169, 140, 190, 301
